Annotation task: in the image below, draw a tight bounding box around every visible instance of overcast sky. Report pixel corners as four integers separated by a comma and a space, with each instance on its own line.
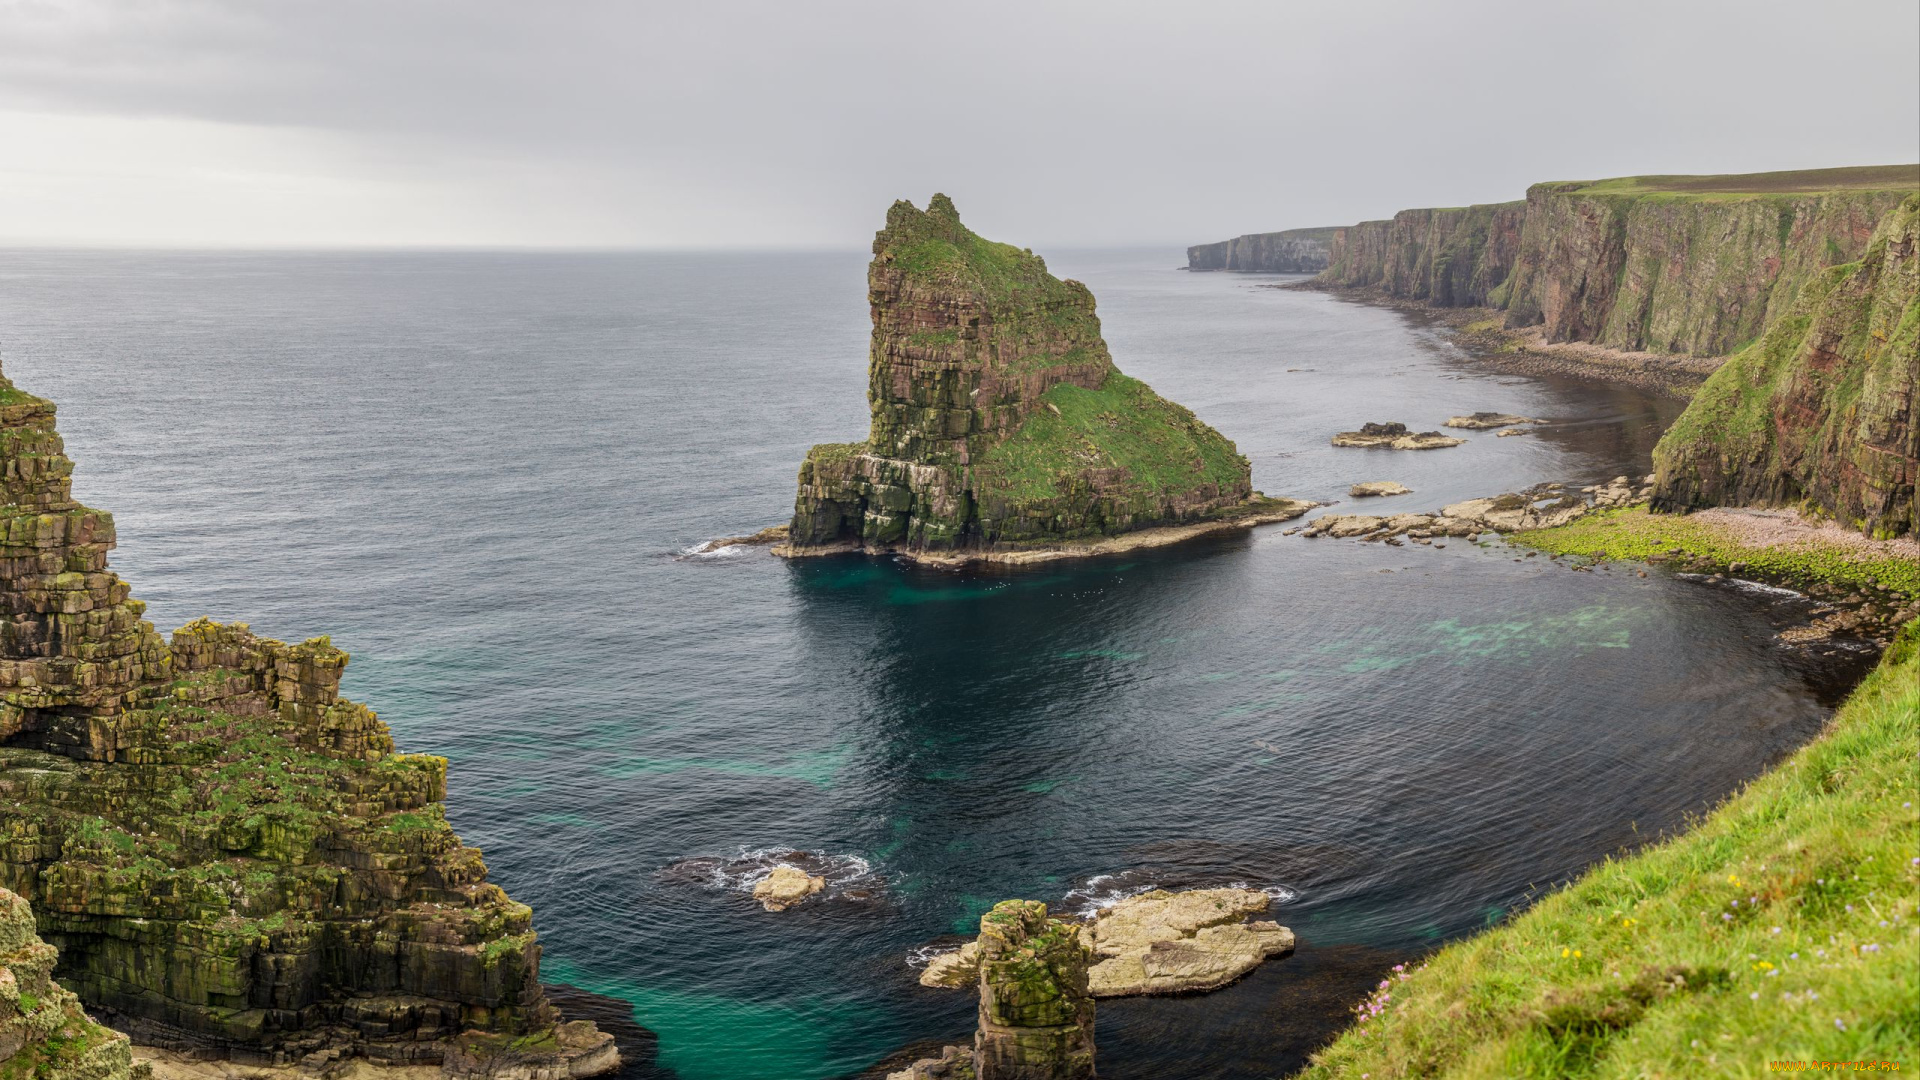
2, 0, 1916, 249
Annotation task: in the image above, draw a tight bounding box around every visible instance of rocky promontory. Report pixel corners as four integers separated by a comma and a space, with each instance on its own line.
783, 195, 1309, 563
0, 369, 615, 1078
1187, 227, 1338, 273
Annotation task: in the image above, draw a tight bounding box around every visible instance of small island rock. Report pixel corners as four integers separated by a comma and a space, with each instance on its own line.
1331, 422, 1465, 450
1350, 481, 1412, 498
1444, 411, 1538, 430
753, 866, 826, 912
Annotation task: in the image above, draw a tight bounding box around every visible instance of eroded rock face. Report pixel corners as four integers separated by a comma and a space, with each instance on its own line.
0, 888, 134, 1080
787, 195, 1259, 556
1317, 203, 1527, 307
973, 901, 1094, 1080
0, 369, 612, 1076
1653, 194, 1919, 538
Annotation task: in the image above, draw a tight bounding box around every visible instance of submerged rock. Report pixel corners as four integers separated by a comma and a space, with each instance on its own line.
1444, 412, 1537, 429
753, 866, 826, 912
0, 888, 134, 1080
1349, 481, 1412, 497
1331, 422, 1465, 450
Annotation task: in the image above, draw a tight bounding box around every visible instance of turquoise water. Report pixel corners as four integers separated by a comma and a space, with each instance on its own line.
0, 249, 1850, 1078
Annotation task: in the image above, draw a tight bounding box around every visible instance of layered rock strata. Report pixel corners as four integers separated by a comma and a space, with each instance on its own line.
786, 196, 1288, 559
0, 369, 613, 1077
1317, 203, 1526, 308
972, 901, 1094, 1080
1306, 166, 1916, 358
1186, 227, 1338, 273
1, 887, 135, 1080
1652, 193, 1919, 538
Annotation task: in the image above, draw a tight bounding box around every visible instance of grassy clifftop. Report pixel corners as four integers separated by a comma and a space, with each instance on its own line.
1302, 622, 1920, 1078
1551, 164, 1920, 199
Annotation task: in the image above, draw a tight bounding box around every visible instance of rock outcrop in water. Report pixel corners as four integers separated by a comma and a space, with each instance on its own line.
1, 887, 135, 1080
784, 195, 1306, 561
1187, 227, 1338, 273
1304, 165, 1918, 357
0, 369, 615, 1077
1652, 193, 1920, 538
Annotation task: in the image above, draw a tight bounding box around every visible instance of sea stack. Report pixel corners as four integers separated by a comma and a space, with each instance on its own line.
783, 195, 1300, 561
0, 367, 615, 1077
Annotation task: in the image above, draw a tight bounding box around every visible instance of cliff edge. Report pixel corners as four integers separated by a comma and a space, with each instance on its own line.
785, 195, 1301, 561
1652, 193, 1919, 538
1187, 227, 1338, 273
0, 370, 616, 1078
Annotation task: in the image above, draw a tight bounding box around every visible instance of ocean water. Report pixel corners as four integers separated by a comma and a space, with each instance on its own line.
0, 249, 1857, 1079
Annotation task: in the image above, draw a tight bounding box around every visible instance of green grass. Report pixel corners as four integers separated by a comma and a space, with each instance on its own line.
972, 373, 1248, 505
1550, 164, 1920, 199
1514, 506, 1919, 597
1300, 621, 1920, 1078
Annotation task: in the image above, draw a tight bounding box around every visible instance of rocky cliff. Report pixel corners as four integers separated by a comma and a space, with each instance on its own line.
1187, 227, 1338, 273
1, 887, 134, 1080
0, 371, 614, 1077
1309, 165, 1918, 356
1500, 180, 1908, 356
1317, 203, 1526, 308
788, 195, 1277, 558
1652, 193, 1919, 538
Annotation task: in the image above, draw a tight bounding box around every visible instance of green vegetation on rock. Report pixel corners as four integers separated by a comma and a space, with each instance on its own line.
1652, 193, 1919, 538
0, 366, 612, 1075
0, 888, 134, 1080
1516, 506, 1919, 597
1301, 620, 1920, 1078
789, 196, 1258, 554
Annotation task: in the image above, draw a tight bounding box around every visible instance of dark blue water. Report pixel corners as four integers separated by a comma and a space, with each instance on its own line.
0, 250, 1843, 1079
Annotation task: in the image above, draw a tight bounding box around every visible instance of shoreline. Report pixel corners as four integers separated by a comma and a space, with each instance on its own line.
1280, 282, 1723, 398
768, 497, 1317, 567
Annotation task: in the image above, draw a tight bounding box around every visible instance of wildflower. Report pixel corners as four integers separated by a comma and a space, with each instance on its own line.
1722, 913, 1733, 921
1770, 926, 1781, 934
1863, 944, 1880, 953
1750, 992, 1759, 1000
1561, 947, 1570, 957
1835, 1018, 1846, 1030
1790, 952, 1798, 959
1573, 949, 1582, 958
1846, 905, 1854, 912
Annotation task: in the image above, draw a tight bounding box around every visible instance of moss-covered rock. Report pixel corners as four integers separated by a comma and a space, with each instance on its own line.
1651, 193, 1919, 537
1, 887, 135, 1080
0, 367, 612, 1076
972, 901, 1093, 1080
787, 196, 1261, 556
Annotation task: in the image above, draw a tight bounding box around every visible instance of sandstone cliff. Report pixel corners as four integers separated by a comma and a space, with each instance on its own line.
1187, 227, 1338, 273
0, 371, 614, 1077
1, 887, 134, 1080
789, 195, 1271, 557
1652, 193, 1919, 538
1317, 203, 1526, 308
1307, 165, 1917, 357
1499, 179, 1908, 355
